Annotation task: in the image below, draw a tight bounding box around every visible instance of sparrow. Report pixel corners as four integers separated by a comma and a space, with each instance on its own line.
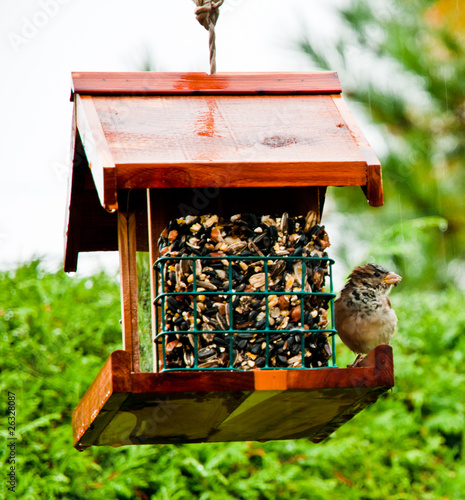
334, 263, 402, 366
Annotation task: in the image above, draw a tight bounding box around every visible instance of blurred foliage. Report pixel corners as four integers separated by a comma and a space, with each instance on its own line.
137, 253, 154, 372
1, 261, 464, 498
300, 0, 465, 289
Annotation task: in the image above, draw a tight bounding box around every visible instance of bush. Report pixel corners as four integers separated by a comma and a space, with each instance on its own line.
1, 262, 464, 499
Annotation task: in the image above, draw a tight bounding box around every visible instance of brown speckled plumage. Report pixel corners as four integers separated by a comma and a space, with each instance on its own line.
334, 264, 402, 364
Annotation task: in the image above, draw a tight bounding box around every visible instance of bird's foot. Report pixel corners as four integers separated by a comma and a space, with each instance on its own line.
348, 354, 366, 368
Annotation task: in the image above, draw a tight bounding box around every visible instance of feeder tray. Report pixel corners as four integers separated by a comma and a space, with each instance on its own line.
73, 345, 393, 447
66, 72, 393, 450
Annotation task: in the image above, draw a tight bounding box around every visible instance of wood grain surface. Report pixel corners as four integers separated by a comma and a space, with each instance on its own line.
72, 345, 394, 449
87, 94, 368, 189
94, 94, 364, 164
75, 95, 118, 210
331, 94, 383, 206
72, 72, 342, 96
117, 201, 140, 372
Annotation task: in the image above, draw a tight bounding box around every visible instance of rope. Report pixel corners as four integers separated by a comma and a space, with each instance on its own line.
192, 0, 224, 74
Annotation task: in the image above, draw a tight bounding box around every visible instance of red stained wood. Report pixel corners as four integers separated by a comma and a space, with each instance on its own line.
64, 139, 120, 272
64, 124, 83, 273
72, 72, 342, 96
87, 94, 368, 190
331, 94, 384, 206
72, 350, 131, 447
116, 161, 366, 189
67, 75, 384, 261
75, 95, 118, 211
72, 345, 394, 449
366, 164, 384, 207
147, 189, 165, 372
94, 94, 363, 165
68, 72, 390, 449
117, 204, 140, 372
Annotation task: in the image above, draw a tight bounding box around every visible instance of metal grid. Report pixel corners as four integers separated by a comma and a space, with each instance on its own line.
154, 255, 337, 371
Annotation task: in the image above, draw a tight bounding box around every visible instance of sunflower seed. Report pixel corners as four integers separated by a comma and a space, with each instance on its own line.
249, 273, 266, 289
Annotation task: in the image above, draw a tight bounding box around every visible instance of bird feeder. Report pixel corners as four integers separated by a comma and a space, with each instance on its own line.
66, 72, 393, 450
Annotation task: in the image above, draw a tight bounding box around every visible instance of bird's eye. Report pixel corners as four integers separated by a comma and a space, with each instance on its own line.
374, 272, 380, 277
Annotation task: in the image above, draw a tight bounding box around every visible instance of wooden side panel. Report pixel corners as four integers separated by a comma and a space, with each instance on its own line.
72, 350, 132, 449
331, 95, 384, 206
75, 95, 118, 210
64, 127, 84, 273
64, 134, 121, 272
72, 71, 342, 96
118, 195, 140, 372
129, 369, 255, 394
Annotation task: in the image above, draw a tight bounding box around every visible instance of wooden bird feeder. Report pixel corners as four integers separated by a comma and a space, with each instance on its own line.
66, 72, 393, 450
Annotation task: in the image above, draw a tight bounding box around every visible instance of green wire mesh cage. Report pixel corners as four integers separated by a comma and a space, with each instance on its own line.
154, 255, 337, 371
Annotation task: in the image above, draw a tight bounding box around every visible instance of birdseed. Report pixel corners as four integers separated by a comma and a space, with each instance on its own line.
155, 212, 333, 370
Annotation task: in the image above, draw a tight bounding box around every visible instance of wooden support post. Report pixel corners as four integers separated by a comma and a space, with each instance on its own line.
118, 200, 140, 372
147, 190, 158, 372
147, 189, 169, 372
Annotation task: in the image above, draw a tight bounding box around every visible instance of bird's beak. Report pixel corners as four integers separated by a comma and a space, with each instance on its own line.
384, 272, 402, 285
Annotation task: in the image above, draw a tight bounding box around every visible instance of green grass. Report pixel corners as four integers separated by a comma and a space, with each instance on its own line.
1, 261, 464, 499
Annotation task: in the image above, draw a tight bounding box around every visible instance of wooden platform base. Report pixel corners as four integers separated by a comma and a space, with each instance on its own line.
72, 345, 394, 450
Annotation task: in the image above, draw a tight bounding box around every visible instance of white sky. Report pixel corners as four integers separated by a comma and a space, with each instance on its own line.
1, 0, 354, 276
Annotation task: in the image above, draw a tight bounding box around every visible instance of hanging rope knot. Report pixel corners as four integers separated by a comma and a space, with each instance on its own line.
193, 0, 224, 30
192, 0, 224, 74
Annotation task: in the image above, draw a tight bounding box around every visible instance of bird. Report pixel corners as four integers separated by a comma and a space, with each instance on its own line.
334, 263, 402, 366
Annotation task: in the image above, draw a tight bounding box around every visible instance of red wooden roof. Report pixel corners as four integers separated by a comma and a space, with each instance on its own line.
71, 71, 342, 96
65, 72, 383, 271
